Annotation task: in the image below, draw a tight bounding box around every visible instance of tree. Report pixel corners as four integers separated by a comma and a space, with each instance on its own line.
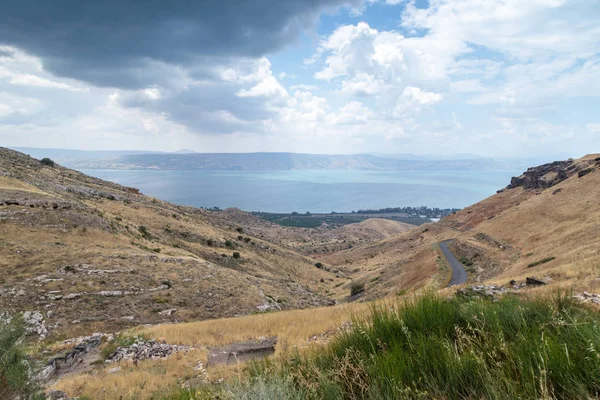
40, 158, 55, 167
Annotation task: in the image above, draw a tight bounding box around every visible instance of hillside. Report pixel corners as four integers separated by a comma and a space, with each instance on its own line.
0, 148, 341, 339
320, 154, 600, 299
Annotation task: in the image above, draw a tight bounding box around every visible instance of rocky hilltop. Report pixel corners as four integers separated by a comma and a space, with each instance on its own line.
502, 156, 599, 190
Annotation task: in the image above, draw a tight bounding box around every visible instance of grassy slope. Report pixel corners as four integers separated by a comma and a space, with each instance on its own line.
0, 148, 339, 339
209, 293, 600, 400
47, 153, 600, 399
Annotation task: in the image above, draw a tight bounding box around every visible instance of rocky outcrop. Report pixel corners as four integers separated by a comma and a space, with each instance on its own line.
502, 157, 598, 192
207, 337, 277, 366
504, 160, 573, 190
51, 284, 170, 301
37, 334, 104, 382
0, 198, 75, 209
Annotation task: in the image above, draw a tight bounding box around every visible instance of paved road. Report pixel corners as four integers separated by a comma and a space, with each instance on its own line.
439, 239, 468, 287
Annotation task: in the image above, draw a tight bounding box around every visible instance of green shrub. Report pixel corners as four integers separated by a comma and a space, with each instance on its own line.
40, 157, 55, 167
0, 317, 37, 399
236, 227, 244, 233
350, 282, 365, 296
314, 262, 323, 269
459, 256, 474, 267
225, 240, 234, 248
138, 225, 152, 240
527, 256, 556, 268
232, 252, 241, 259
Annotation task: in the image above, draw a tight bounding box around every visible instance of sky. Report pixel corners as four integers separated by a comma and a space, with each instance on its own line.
0, 0, 599, 157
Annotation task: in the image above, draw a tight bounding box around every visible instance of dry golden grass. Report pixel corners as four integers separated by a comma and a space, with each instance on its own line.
143, 301, 371, 351
0, 176, 46, 193
54, 349, 208, 400
53, 301, 378, 399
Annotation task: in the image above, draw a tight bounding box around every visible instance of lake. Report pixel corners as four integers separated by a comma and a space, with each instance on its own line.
79, 169, 522, 213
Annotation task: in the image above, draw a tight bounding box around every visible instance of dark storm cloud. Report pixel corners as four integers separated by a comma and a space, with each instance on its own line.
0, 0, 360, 88
119, 79, 276, 134
0, 49, 14, 58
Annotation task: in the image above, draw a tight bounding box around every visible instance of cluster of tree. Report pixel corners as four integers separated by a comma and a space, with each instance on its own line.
352, 206, 459, 217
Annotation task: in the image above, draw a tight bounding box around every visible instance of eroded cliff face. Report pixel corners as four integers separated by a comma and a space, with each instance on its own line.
501, 156, 599, 191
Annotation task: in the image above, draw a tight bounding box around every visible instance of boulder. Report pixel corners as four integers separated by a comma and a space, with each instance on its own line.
526, 277, 547, 285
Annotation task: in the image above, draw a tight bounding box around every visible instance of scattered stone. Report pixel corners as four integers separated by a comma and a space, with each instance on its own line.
23, 310, 48, 340
34, 275, 64, 283
158, 308, 177, 317
457, 284, 507, 299
45, 390, 68, 400
108, 366, 122, 374
98, 290, 124, 297
573, 292, 600, 305
105, 339, 192, 364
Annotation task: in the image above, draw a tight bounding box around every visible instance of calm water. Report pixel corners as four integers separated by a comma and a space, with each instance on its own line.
79, 169, 521, 213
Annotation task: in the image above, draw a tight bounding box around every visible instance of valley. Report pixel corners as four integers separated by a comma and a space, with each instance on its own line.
1, 148, 600, 399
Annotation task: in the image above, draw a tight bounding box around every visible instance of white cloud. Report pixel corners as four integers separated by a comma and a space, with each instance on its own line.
237, 76, 288, 98
402, 87, 443, 105
340, 73, 382, 96
1, 2, 600, 157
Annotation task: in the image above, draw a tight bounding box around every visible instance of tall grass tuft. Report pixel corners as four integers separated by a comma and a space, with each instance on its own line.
0, 317, 39, 399
169, 292, 600, 399
237, 292, 600, 400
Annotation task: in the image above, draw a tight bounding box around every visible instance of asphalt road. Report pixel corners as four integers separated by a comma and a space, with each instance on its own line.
439, 239, 468, 287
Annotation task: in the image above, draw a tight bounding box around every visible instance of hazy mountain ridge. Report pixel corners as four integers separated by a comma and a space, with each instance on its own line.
16, 149, 550, 171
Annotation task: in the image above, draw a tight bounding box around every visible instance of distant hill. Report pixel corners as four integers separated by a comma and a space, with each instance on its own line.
19, 150, 550, 171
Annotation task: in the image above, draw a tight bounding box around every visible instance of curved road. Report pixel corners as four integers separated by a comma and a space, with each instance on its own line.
439, 239, 468, 287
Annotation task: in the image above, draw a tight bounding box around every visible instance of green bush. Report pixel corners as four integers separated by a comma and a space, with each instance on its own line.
0, 317, 38, 399
40, 157, 55, 167
232, 252, 241, 259
138, 226, 152, 240
225, 240, 234, 248
243, 292, 600, 399
350, 282, 365, 296
314, 262, 323, 269
527, 256, 556, 268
